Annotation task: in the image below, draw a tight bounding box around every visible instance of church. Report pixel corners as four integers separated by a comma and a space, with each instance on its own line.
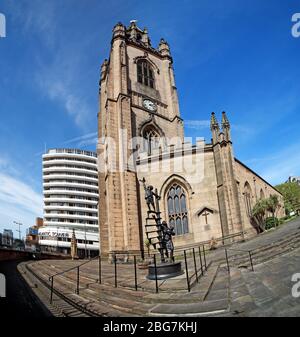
97, 21, 284, 255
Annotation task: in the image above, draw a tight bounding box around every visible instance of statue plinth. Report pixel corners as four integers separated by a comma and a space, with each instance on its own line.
147, 261, 183, 280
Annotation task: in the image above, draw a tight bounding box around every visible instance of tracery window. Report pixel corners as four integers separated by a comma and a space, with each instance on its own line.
137, 60, 154, 88
143, 126, 160, 156
167, 183, 189, 235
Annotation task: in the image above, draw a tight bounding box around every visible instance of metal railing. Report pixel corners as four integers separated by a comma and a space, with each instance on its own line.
224, 247, 254, 274
47, 244, 210, 302
150, 244, 208, 293
49, 255, 99, 303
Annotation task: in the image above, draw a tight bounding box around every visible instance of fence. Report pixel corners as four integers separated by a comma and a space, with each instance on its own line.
48, 244, 211, 302
224, 247, 254, 274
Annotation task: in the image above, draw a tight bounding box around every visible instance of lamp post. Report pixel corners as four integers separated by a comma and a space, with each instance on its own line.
13, 221, 23, 241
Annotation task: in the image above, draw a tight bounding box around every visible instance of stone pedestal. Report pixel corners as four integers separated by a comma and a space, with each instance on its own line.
147, 261, 183, 280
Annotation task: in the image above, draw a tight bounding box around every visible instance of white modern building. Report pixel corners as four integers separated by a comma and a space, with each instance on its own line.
39, 149, 99, 258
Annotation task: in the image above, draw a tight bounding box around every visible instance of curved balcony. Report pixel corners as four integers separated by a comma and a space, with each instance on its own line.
44, 189, 99, 198
43, 166, 98, 174
43, 181, 98, 191
43, 197, 98, 205
43, 150, 97, 161
44, 205, 97, 213
44, 213, 98, 221
43, 174, 98, 183
43, 159, 97, 169
43, 220, 98, 230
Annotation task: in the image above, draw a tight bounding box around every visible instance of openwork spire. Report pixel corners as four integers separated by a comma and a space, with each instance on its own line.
222, 111, 230, 129
221, 111, 231, 142
210, 112, 219, 130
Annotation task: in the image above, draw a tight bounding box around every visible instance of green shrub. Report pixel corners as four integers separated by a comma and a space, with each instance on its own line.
265, 217, 279, 230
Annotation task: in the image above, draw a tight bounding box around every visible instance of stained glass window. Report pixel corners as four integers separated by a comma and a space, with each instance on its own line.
167, 183, 189, 235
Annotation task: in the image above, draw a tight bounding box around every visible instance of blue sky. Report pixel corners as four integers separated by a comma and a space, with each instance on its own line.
0, 0, 299, 237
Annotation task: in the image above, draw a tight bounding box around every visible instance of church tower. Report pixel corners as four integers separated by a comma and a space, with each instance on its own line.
98, 21, 184, 254
210, 112, 244, 239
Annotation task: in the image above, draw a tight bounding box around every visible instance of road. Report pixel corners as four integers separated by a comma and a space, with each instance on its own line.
0, 259, 52, 318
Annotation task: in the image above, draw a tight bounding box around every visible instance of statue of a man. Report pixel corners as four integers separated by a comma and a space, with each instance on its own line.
161, 221, 175, 262
140, 178, 160, 212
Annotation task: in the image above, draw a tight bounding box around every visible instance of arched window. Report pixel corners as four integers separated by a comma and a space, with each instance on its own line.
260, 188, 265, 200
137, 60, 154, 88
143, 126, 160, 156
167, 183, 189, 235
244, 182, 253, 217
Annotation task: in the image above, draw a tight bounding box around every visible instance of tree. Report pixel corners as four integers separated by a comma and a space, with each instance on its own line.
251, 198, 269, 233
266, 194, 280, 221
275, 182, 300, 215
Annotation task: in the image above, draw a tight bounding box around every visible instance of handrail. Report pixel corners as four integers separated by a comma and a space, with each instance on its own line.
48, 255, 99, 280
226, 247, 252, 253
224, 247, 254, 273
172, 231, 245, 253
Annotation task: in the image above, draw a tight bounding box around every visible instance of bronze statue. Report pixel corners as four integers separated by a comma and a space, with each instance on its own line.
161, 221, 175, 262
140, 177, 160, 212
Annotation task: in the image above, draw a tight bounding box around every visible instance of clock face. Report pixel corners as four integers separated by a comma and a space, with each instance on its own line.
143, 99, 157, 112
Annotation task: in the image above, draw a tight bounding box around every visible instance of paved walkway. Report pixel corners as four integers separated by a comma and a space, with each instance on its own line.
24, 217, 300, 316
224, 248, 300, 317
205, 216, 300, 260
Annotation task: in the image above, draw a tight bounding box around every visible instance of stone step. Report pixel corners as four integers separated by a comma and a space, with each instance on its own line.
25, 262, 139, 317
19, 262, 91, 317
217, 232, 300, 268
29, 258, 221, 309
241, 269, 280, 305
149, 298, 229, 316
233, 236, 300, 268
226, 267, 257, 316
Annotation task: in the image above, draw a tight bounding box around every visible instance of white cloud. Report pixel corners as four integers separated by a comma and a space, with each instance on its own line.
36, 74, 92, 128
62, 132, 98, 148
0, 172, 43, 216
63, 132, 98, 146
245, 142, 300, 185
9, 1, 94, 130
185, 120, 210, 130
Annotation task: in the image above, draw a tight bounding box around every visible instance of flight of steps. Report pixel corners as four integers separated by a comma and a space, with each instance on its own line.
23, 259, 229, 317
216, 229, 300, 270
20, 225, 300, 317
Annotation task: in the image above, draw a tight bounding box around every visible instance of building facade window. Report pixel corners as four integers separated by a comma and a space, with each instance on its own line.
167, 183, 189, 235
137, 60, 154, 88
244, 182, 253, 217
260, 188, 265, 200
143, 126, 160, 156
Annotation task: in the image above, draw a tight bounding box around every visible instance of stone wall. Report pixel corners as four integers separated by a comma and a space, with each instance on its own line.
136, 143, 224, 249
235, 158, 285, 234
